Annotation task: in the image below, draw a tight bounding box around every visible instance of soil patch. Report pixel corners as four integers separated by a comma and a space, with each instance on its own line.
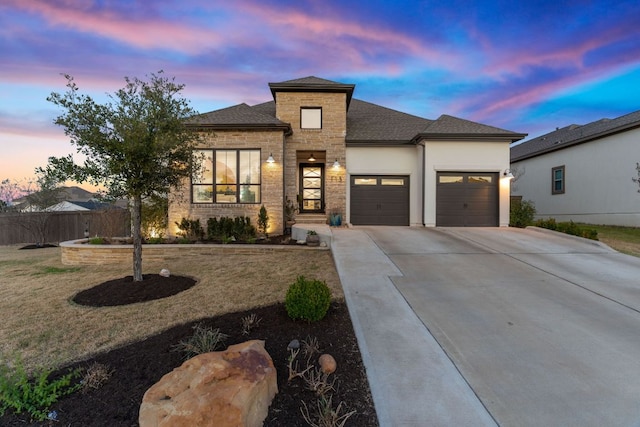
0, 275, 378, 427
72, 274, 197, 306
19, 243, 58, 250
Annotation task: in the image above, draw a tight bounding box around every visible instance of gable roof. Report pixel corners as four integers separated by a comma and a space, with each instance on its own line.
186, 76, 526, 145
185, 103, 291, 134
268, 76, 355, 107
511, 109, 640, 162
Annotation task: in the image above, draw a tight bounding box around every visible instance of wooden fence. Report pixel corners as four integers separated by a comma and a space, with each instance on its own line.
0, 210, 131, 246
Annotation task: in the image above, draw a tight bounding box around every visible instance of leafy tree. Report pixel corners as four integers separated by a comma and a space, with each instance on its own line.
42, 72, 200, 281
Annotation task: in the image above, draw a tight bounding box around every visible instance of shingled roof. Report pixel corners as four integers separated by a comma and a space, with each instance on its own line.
186, 103, 291, 134
346, 99, 432, 145
511, 110, 640, 162
186, 77, 526, 145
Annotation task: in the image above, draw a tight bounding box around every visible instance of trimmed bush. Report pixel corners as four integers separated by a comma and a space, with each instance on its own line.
285, 276, 332, 322
510, 199, 536, 228
534, 219, 598, 240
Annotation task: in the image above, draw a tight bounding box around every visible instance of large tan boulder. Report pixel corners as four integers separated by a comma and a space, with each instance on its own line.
139, 340, 278, 427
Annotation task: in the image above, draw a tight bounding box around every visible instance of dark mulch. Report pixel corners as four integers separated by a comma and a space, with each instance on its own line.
1, 275, 378, 427
72, 274, 198, 306
19, 243, 58, 250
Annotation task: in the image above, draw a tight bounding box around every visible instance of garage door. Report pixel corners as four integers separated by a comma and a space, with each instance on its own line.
350, 175, 409, 225
436, 172, 498, 226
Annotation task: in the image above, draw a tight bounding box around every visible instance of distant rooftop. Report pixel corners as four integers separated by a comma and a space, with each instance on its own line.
511, 110, 640, 162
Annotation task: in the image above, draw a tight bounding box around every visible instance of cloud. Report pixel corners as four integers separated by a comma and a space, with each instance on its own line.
5, 0, 225, 54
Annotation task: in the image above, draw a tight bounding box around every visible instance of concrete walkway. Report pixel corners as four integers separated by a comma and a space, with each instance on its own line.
331, 226, 640, 426
331, 228, 496, 427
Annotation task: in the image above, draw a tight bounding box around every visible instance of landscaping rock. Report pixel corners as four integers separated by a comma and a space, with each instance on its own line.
319, 353, 337, 374
139, 340, 277, 427
288, 339, 300, 350
159, 268, 170, 277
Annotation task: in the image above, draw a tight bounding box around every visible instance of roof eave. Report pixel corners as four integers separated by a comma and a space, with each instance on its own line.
511, 121, 640, 162
269, 82, 355, 107
346, 139, 415, 147
186, 122, 292, 136
414, 133, 527, 144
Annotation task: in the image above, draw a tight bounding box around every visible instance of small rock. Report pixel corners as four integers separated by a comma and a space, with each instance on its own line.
288, 339, 300, 350
296, 240, 306, 245
319, 354, 337, 374
320, 241, 328, 247
159, 268, 170, 277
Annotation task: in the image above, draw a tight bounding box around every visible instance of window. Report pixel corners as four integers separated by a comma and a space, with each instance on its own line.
192, 149, 261, 203
301, 107, 322, 129
552, 165, 565, 194
381, 178, 405, 186
439, 176, 463, 184
354, 178, 378, 185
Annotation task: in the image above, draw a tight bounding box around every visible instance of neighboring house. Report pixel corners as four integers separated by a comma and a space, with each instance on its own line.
510, 110, 640, 226
45, 200, 113, 212
169, 76, 525, 235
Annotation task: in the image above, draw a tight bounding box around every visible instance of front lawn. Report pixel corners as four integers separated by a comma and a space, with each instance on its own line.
580, 224, 640, 257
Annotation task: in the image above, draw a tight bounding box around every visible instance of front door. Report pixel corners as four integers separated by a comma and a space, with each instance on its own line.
299, 163, 324, 213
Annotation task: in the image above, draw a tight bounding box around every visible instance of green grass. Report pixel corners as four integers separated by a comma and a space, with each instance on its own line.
579, 224, 640, 257
585, 224, 640, 243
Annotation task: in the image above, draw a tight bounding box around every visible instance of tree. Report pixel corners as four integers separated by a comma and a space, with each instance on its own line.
42, 72, 200, 281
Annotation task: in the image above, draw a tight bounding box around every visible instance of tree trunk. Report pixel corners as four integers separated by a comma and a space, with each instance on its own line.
132, 195, 143, 282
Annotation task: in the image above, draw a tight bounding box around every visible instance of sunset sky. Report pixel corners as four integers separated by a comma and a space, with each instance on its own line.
1, 0, 639, 189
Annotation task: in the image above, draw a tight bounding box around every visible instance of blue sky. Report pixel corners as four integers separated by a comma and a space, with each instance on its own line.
1, 0, 639, 185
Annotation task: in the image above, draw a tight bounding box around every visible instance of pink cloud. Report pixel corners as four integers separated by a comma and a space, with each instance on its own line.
6, 0, 225, 54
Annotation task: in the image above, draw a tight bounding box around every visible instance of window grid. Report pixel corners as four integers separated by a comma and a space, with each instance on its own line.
192, 149, 261, 204
552, 165, 565, 195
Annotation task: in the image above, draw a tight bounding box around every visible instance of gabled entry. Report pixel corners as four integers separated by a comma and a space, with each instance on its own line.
300, 163, 324, 213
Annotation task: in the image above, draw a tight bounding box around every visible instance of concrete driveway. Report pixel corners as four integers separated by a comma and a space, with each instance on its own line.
331, 226, 640, 427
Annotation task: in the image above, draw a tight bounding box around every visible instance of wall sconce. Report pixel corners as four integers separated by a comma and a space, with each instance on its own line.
266, 153, 275, 164
332, 159, 340, 169
503, 169, 514, 180
308, 153, 316, 162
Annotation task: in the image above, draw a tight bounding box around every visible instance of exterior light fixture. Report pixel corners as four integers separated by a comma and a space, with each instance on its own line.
503, 169, 514, 180
308, 153, 316, 162
266, 153, 275, 164
332, 159, 340, 169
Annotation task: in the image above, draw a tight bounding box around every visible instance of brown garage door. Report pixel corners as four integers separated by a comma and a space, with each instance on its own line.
436, 172, 498, 226
351, 176, 409, 225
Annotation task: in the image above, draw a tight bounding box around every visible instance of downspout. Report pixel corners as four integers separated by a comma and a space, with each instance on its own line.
421, 141, 426, 226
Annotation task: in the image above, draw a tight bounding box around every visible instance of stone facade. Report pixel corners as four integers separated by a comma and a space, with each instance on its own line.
168, 87, 349, 237
168, 130, 284, 236
276, 92, 347, 220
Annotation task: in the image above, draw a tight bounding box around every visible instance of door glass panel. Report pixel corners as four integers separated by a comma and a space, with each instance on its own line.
468, 175, 492, 183
381, 178, 404, 186
354, 178, 377, 185
301, 165, 323, 212
439, 176, 463, 183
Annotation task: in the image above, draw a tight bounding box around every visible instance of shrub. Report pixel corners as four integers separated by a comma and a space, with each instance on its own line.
257, 205, 269, 236
0, 355, 81, 421
285, 276, 332, 322
207, 216, 256, 241
172, 324, 228, 360
534, 219, 598, 240
510, 199, 536, 228
88, 236, 106, 244
175, 218, 204, 241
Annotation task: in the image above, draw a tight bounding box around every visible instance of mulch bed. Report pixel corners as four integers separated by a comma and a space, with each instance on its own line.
1, 275, 378, 426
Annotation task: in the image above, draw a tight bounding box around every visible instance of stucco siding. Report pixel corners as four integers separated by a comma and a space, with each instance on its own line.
512, 128, 640, 226
346, 146, 422, 226
424, 140, 511, 227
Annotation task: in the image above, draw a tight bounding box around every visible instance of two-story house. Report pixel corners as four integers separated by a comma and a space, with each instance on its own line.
168, 76, 526, 235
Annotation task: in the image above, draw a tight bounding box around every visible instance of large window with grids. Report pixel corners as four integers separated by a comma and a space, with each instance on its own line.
192, 149, 261, 203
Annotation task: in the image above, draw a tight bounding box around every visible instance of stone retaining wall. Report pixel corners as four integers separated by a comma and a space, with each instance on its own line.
60, 239, 328, 266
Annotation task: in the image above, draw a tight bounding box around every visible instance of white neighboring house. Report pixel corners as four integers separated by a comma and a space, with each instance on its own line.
510, 110, 640, 226
45, 200, 111, 212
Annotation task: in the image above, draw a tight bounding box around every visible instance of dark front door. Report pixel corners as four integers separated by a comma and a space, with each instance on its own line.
300, 163, 324, 213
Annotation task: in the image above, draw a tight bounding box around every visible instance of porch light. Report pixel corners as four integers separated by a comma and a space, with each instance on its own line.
503, 169, 514, 180
332, 159, 340, 169
308, 153, 316, 162
266, 153, 275, 164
